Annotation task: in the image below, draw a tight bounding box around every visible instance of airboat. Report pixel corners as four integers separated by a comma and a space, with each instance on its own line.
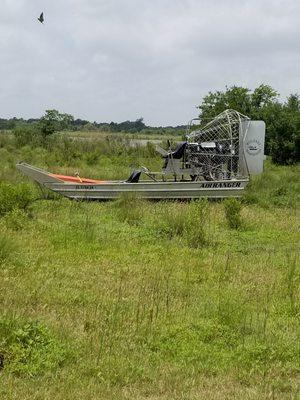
17, 110, 265, 200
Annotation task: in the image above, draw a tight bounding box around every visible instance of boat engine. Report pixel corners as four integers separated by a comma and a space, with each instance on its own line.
159, 109, 265, 181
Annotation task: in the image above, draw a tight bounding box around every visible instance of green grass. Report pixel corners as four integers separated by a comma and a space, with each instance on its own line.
0, 133, 299, 399
65, 129, 182, 141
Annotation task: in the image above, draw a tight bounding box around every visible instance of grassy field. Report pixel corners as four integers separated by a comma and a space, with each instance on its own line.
65, 129, 182, 141
0, 132, 299, 399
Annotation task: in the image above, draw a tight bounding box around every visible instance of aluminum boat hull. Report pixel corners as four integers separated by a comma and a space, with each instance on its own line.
16, 162, 248, 200
46, 180, 248, 199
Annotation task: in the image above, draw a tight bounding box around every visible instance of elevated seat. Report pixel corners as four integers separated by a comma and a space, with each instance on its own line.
163, 142, 187, 160
126, 169, 142, 183
162, 142, 187, 170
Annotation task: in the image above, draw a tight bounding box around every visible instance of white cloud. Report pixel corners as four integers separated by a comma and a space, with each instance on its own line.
0, 0, 299, 125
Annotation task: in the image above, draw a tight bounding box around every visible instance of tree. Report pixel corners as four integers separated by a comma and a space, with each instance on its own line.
198, 84, 278, 122
251, 84, 278, 109
109, 118, 146, 133
13, 110, 75, 147
268, 114, 299, 165
39, 110, 74, 137
197, 85, 299, 164
197, 86, 251, 121
286, 94, 300, 112
134, 118, 145, 132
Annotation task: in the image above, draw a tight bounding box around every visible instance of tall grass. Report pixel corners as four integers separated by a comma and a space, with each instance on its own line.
144, 200, 210, 248
184, 199, 210, 247
0, 134, 299, 399
0, 183, 34, 216
0, 235, 14, 264
224, 198, 243, 229
113, 192, 145, 225
244, 160, 300, 208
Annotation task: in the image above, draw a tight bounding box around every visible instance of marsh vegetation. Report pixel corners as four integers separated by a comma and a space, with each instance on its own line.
0, 130, 299, 399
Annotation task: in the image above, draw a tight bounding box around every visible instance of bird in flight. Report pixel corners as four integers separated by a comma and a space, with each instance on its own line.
38, 12, 44, 24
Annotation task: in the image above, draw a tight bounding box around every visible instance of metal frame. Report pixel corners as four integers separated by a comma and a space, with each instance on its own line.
160, 110, 252, 182
184, 109, 251, 181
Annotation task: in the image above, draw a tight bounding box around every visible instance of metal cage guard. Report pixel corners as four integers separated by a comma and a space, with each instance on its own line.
185, 110, 251, 180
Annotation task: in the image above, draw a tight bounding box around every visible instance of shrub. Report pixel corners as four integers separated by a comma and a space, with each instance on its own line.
0, 183, 34, 216
224, 198, 242, 229
13, 124, 40, 148
0, 317, 67, 376
84, 151, 100, 166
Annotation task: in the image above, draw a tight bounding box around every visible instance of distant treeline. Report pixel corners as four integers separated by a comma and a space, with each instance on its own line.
1, 84, 299, 164
0, 115, 185, 135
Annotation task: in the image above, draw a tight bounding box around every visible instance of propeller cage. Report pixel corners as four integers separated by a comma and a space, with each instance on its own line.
185, 110, 252, 180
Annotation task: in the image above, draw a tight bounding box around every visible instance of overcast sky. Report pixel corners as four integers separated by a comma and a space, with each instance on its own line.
1, 0, 299, 125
